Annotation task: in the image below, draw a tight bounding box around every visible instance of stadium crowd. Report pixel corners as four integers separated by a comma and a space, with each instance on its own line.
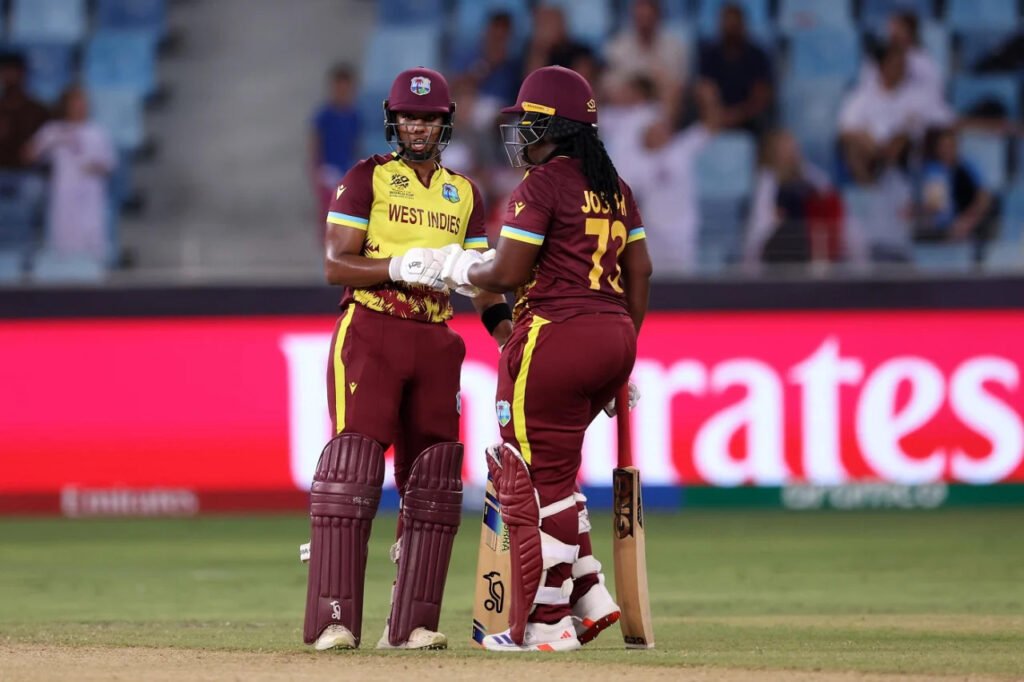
316, 0, 1024, 277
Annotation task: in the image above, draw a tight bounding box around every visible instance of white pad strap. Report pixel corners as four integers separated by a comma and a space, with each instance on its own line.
572, 554, 602, 578
534, 578, 574, 605
389, 539, 401, 564
573, 491, 587, 503
539, 494, 576, 519
540, 531, 579, 569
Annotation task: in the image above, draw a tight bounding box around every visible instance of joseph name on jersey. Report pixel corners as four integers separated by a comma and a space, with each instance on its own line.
327, 153, 488, 322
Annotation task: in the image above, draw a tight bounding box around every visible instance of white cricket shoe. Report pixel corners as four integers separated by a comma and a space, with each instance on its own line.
481, 616, 582, 652
572, 581, 621, 644
376, 625, 448, 650
314, 624, 356, 651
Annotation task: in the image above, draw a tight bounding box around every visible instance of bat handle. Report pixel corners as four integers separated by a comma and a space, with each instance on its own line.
616, 383, 632, 468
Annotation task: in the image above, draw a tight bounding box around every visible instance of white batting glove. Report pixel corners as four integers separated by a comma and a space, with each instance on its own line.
441, 246, 494, 297
603, 381, 640, 418
388, 248, 447, 290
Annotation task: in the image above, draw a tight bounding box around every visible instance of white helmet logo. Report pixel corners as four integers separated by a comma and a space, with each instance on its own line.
410, 76, 431, 96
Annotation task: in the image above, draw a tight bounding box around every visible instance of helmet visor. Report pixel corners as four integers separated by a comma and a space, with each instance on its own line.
499, 112, 550, 168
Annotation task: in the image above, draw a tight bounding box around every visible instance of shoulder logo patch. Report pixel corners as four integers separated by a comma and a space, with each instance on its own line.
514, 201, 526, 217
410, 76, 431, 96
390, 173, 410, 190
442, 183, 460, 203
495, 400, 512, 427
336, 184, 346, 200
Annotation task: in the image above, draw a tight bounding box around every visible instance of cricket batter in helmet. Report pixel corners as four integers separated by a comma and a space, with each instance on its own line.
302, 65, 514, 652
424, 66, 654, 651
384, 67, 455, 162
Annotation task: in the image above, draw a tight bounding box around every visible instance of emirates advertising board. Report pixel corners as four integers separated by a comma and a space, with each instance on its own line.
2, 310, 1023, 515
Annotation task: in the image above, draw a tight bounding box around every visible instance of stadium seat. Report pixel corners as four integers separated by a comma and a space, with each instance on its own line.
16, 42, 76, 104
958, 31, 1018, 72
452, 0, 532, 45
912, 242, 973, 272
376, 0, 445, 27
695, 131, 756, 201
778, 0, 853, 33
360, 25, 443, 97
544, 0, 614, 48
789, 27, 861, 82
0, 251, 24, 283
959, 131, 1009, 191
89, 88, 146, 151
781, 78, 847, 173
0, 195, 35, 251
31, 252, 106, 283
946, 0, 1017, 32
95, 0, 167, 38
919, 22, 949, 80
9, 0, 88, 45
697, 0, 773, 44
952, 75, 1019, 119
981, 188, 1024, 269
83, 30, 159, 98
860, 0, 934, 31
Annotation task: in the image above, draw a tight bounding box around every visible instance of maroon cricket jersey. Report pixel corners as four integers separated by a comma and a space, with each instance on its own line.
326, 153, 489, 323
499, 157, 647, 323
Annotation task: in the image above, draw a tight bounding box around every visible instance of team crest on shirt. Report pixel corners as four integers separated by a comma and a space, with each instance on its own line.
410, 76, 431, 96
442, 183, 460, 203
495, 400, 512, 427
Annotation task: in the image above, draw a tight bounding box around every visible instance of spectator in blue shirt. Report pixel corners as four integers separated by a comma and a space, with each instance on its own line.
697, 3, 773, 135
311, 64, 360, 236
451, 11, 522, 106
916, 127, 996, 264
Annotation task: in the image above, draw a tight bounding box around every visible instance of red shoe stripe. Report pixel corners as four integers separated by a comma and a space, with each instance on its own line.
578, 611, 621, 645
537, 644, 554, 651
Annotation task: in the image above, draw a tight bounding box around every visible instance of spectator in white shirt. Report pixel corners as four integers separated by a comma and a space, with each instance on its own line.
27, 86, 116, 263
859, 13, 943, 101
839, 45, 952, 184
604, 0, 687, 113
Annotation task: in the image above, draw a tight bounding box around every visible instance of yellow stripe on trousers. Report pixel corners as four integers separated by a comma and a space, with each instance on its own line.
513, 314, 549, 465
333, 304, 357, 433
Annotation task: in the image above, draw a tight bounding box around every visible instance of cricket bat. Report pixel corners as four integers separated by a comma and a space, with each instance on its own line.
612, 384, 656, 649
471, 471, 511, 646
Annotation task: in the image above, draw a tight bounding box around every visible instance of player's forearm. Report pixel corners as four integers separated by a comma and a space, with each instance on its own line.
468, 261, 528, 293
473, 292, 513, 348
625, 277, 650, 334
324, 254, 393, 287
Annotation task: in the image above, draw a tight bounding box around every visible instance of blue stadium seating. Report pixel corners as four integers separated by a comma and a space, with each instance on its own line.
31, 252, 106, 283
959, 131, 1009, 191
361, 25, 443, 96
778, 0, 853, 33
0, 251, 24, 283
946, 0, 1018, 32
16, 42, 76, 104
952, 75, 1019, 119
958, 31, 1018, 71
781, 78, 847, 173
95, 0, 167, 38
860, 0, 934, 31
452, 0, 532, 45
84, 30, 159, 98
789, 27, 861, 82
9, 0, 88, 45
544, 0, 614, 48
920, 22, 949, 79
1000, 188, 1024, 242
89, 88, 145, 151
376, 0, 445, 28
912, 242, 973, 271
695, 131, 756, 201
697, 0, 773, 43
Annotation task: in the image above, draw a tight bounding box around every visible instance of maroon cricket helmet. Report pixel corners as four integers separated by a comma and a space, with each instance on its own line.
502, 65, 598, 126
385, 67, 454, 114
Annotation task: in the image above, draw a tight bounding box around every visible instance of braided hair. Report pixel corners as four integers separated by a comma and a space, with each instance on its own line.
545, 116, 623, 216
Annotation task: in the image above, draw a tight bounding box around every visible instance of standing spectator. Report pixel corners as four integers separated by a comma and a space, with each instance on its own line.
916, 127, 997, 264
451, 11, 522, 107
697, 3, 773, 135
310, 64, 360, 234
860, 12, 943, 101
743, 130, 832, 265
839, 46, 952, 185
26, 86, 116, 263
524, 5, 591, 75
604, 0, 687, 109
0, 52, 49, 216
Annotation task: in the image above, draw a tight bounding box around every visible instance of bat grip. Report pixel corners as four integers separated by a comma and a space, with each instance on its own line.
615, 383, 632, 468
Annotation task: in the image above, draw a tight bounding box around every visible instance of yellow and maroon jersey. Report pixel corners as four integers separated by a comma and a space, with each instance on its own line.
327, 153, 489, 323
499, 157, 646, 322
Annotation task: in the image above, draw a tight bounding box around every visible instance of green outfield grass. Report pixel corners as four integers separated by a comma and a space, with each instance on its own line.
1, 509, 1022, 677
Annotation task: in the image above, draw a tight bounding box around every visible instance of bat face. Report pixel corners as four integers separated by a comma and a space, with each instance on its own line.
612, 466, 655, 649
472, 475, 511, 645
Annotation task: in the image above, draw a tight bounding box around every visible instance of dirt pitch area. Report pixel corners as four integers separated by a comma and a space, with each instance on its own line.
2, 644, 1010, 682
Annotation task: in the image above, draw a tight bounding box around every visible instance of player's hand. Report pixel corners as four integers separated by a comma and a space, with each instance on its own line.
603, 381, 640, 418
441, 246, 494, 297
388, 248, 448, 290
